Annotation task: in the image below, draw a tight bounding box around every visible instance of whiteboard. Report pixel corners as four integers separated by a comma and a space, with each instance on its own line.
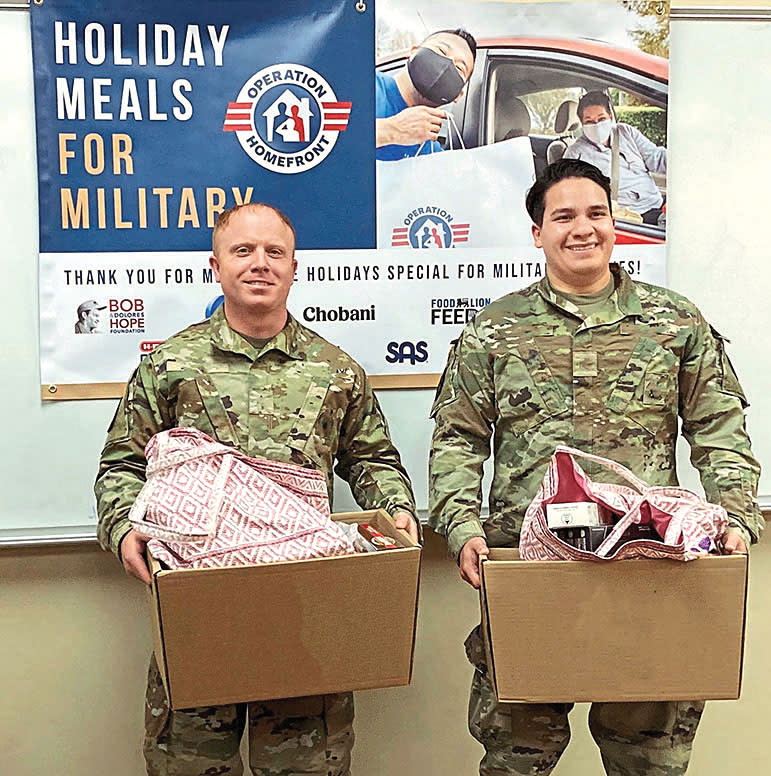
1, 7, 769, 542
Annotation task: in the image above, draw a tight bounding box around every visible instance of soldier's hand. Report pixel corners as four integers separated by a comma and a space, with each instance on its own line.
120, 529, 152, 584
459, 537, 489, 589
376, 106, 446, 147
722, 528, 749, 555
392, 510, 419, 543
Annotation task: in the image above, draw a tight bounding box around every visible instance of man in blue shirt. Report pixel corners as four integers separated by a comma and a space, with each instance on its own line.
376, 28, 476, 161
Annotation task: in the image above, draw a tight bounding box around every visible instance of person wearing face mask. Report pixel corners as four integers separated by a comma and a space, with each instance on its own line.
376, 28, 476, 161
564, 90, 667, 224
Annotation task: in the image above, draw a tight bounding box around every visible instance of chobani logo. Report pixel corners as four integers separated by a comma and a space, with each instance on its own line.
391, 206, 470, 248
222, 63, 351, 174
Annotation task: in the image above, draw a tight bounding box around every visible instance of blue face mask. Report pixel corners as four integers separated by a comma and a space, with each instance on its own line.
407, 47, 465, 106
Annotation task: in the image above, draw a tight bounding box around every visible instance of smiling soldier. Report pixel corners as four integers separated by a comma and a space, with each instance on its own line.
429, 159, 762, 775
95, 202, 418, 776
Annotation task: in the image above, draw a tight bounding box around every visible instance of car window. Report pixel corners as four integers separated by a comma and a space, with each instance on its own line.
486, 58, 667, 143
485, 56, 667, 230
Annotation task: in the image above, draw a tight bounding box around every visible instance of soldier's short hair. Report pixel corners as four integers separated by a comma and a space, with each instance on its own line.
212, 203, 296, 254
525, 159, 612, 226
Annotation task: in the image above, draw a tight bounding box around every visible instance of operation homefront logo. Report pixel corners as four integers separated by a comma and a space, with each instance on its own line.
223, 63, 351, 174
391, 206, 470, 249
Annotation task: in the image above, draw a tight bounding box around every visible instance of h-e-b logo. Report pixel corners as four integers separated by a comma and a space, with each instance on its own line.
386, 340, 428, 364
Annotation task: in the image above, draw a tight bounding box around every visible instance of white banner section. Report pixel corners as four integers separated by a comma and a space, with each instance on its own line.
377, 137, 536, 249
40, 245, 666, 386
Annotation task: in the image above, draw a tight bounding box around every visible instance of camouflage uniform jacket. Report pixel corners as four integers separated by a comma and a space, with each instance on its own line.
429, 264, 762, 560
96, 306, 417, 557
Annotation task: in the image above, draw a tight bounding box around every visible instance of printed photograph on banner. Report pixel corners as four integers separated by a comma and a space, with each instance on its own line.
376, 0, 670, 253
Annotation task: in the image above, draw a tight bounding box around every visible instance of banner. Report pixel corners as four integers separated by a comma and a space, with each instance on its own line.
33, 0, 670, 397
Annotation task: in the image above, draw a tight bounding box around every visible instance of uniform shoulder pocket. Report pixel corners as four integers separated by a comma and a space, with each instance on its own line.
430, 338, 460, 419
709, 325, 748, 408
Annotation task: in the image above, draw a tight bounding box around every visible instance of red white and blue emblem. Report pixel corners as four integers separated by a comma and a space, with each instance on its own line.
223, 63, 351, 174
391, 208, 469, 248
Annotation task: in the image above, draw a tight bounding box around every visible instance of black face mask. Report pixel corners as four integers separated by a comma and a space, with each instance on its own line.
407, 47, 465, 106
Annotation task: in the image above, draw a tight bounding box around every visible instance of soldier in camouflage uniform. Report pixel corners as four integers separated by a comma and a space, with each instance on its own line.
429, 159, 762, 775
96, 202, 418, 776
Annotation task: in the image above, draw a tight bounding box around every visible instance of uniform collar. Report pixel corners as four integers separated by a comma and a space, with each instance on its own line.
536, 263, 645, 329
208, 306, 307, 360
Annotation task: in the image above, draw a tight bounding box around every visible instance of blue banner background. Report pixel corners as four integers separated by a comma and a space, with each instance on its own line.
31, 0, 375, 252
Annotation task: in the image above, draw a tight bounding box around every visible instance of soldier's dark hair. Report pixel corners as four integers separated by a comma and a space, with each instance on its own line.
424, 28, 477, 61
577, 90, 612, 122
525, 159, 612, 226
212, 203, 296, 254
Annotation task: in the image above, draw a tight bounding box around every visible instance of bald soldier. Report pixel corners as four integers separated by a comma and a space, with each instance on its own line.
429, 158, 762, 775
96, 202, 418, 776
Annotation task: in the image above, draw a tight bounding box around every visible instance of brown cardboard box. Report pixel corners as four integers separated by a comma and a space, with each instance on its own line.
147, 509, 421, 709
480, 549, 748, 703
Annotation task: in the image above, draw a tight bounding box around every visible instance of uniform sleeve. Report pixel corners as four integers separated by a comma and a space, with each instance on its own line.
94, 357, 172, 558
628, 124, 667, 174
679, 316, 763, 543
428, 323, 496, 560
334, 369, 418, 535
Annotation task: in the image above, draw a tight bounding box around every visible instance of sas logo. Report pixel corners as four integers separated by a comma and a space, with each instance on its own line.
391, 207, 469, 249
386, 340, 429, 365
222, 63, 351, 174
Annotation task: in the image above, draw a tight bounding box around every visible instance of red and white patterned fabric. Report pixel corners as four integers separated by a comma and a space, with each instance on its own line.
520, 446, 728, 562
129, 427, 354, 569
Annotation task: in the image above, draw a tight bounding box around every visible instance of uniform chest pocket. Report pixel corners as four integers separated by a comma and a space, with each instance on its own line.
286, 364, 340, 470
494, 344, 567, 435
608, 338, 678, 438
173, 375, 240, 446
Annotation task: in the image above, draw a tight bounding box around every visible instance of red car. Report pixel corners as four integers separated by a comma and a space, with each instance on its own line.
378, 37, 668, 245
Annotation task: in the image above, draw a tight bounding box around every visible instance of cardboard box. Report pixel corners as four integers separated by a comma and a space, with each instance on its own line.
147, 509, 421, 709
480, 549, 748, 703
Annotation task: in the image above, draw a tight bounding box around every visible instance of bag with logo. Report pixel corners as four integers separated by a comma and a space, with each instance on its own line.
519, 446, 728, 562
376, 134, 536, 250
128, 427, 354, 569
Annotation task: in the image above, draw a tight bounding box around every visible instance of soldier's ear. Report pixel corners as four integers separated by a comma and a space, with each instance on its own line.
532, 223, 543, 248
209, 254, 222, 282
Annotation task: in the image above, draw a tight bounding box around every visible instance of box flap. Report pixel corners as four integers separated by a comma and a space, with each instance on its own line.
146, 549, 172, 704
332, 508, 418, 548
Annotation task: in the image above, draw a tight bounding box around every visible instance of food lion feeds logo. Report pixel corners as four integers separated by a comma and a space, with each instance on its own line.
222, 63, 351, 174
391, 206, 469, 249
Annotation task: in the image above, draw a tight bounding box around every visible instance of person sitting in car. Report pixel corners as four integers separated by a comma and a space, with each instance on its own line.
376, 28, 476, 161
564, 90, 666, 225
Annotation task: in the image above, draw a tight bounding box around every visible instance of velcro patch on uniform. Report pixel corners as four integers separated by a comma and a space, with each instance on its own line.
572, 351, 598, 377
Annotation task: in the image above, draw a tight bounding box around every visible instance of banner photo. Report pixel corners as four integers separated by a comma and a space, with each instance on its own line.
33, 0, 671, 396
376, 0, 670, 248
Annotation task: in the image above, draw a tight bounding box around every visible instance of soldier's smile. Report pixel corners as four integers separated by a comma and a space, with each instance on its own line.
532, 177, 615, 292
209, 206, 297, 324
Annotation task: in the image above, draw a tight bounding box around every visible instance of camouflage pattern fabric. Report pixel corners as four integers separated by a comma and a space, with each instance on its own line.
97, 307, 415, 774
465, 626, 704, 776
144, 655, 353, 776
429, 264, 762, 561
430, 265, 756, 774
96, 306, 417, 557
